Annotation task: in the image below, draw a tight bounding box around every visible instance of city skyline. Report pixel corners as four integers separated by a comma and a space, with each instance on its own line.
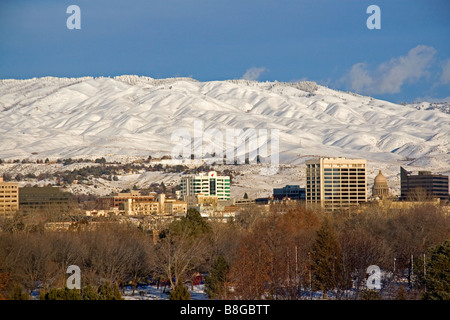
1, 156, 448, 218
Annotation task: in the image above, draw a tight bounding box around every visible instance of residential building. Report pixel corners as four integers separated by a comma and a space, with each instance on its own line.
400, 167, 449, 201
306, 157, 367, 211
180, 171, 230, 200
0, 177, 19, 215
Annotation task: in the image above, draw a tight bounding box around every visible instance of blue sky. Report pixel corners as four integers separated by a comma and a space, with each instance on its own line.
0, 0, 449, 102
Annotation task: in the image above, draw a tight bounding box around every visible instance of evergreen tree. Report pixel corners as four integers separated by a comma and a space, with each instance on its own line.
310, 220, 348, 299
169, 208, 212, 238
205, 255, 230, 299
94, 157, 106, 164
422, 239, 450, 300
9, 284, 28, 300
360, 289, 380, 300
243, 192, 248, 199
42, 287, 82, 300
168, 282, 191, 300
395, 286, 408, 300
97, 282, 123, 300
82, 285, 99, 300
64, 287, 83, 300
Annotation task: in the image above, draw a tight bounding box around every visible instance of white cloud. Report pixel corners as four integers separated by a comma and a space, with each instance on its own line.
341, 45, 437, 95
414, 95, 450, 103
346, 62, 374, 92
241, 67, 267, 81
440, 59, 450, 85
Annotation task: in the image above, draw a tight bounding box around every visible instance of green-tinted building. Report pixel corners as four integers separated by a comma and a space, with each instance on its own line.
180, 171, 230, 200
19, 186, 72, 213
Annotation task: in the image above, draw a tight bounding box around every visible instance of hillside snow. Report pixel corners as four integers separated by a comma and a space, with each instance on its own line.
0, 76, 449, 173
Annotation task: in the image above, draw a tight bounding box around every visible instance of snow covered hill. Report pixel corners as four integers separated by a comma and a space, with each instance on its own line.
0, 75, 449, 173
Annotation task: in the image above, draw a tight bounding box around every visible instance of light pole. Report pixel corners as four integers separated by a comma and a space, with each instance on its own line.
393, 258, 396, 275
308, 252, 312, 300
423, 253, 426, 292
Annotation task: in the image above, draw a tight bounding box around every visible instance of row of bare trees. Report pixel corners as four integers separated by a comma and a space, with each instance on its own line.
224, 203, 450, 299
0, 223, 154, 298
1, 202, 449, 299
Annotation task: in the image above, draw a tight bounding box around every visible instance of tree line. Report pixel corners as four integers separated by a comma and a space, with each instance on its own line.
0, 203, 449, 300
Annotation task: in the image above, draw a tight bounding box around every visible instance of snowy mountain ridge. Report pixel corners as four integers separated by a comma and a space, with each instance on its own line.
0, 75, 449, 175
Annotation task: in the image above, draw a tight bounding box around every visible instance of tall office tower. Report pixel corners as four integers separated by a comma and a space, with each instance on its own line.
0, 177, 19, 216
306, 157, 367, 211
400, 167, 449, 200
180, 171, 231, 200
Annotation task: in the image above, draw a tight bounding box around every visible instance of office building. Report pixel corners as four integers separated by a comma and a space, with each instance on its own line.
164, 199, 188, 216
98, 191, 155, 210
0, 177, 19, 215
400, 167, 449, 201
185, 194, 219, 209
306, 157, 367, 211
124, 199, 160, 216
180, 171, 230, 200
122, 193, 187, 216
273, 185, 306, 201
19, 186, 71, 214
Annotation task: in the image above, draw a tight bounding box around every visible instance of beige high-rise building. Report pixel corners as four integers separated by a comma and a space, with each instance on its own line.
0, 177, 19, 215
306, 157, 367, 211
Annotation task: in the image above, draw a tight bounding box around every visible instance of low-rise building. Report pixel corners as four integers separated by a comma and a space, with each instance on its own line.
85, 208, 125, 217
19, 186, 71, 214
273, 185, 306, 201
362, 198, 443, 213
120, 193, 187, 216
97, 191, 155, 210
164, 199, 187, 216
185, 194, 219, 209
